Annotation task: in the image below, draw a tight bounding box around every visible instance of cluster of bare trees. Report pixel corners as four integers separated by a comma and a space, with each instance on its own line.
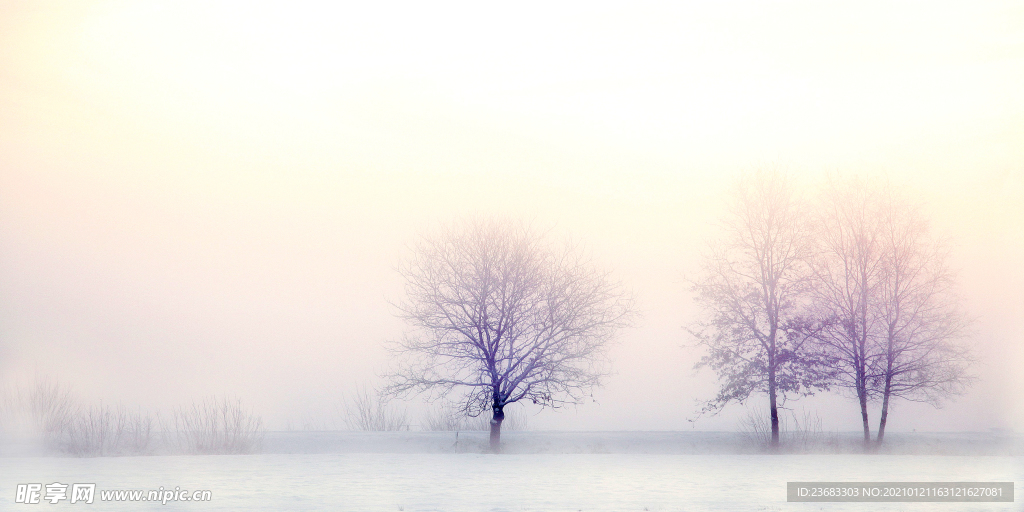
690, 171, 973, 450
385, 198, 971, 453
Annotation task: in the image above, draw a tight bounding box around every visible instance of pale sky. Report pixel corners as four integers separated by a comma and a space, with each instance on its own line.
0, 0, 1021, 432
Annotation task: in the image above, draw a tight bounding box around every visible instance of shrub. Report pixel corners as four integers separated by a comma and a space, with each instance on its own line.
343, 385, 409, 431
57, 404, 153, 457
172, 397, 265, 454
26, 379, 76, 444
420, 404, 464, 431
739, 407, 838, 453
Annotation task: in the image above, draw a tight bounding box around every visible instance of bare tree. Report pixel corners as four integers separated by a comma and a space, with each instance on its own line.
808, 177, 974, 448
385, 217, 635, 452
872, 190, 973, 445
690, 170, 827, 449
807, 176, 888, 446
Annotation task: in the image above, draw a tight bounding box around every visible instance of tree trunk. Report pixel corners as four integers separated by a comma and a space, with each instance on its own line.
489, 404, 505, 453
877, 330, 895, 447
856, 355, 871, 447
857, 270, 872, 449
877, 367, 893, 447
877, 391, 890, 446
768, 364, 780, 450
858, 385, 871, 447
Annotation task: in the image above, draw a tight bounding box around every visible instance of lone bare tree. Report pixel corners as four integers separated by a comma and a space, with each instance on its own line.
690, 170, 827, 449
385, 218, 635, 452
872, 189, 973, 445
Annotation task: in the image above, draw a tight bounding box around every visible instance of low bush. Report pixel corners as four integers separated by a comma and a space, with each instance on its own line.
343, 385, 409, 431
739, 407, 839, 452
57, 404, 153, 456
171, 397, 265, 454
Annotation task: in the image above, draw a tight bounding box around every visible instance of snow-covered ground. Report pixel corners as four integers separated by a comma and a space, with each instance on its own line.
1, 432, 1021, 511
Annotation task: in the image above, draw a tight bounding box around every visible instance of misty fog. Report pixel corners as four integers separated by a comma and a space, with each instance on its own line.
1, 1, 1022, 440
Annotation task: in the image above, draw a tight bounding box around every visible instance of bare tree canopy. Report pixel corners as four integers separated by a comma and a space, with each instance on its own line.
690, 170, 829, 449
692, 173, 974, 451
385, 217, 636, 451
870, 185, 974, 444
807, 177, 888, 445
808, 177, 974, 448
